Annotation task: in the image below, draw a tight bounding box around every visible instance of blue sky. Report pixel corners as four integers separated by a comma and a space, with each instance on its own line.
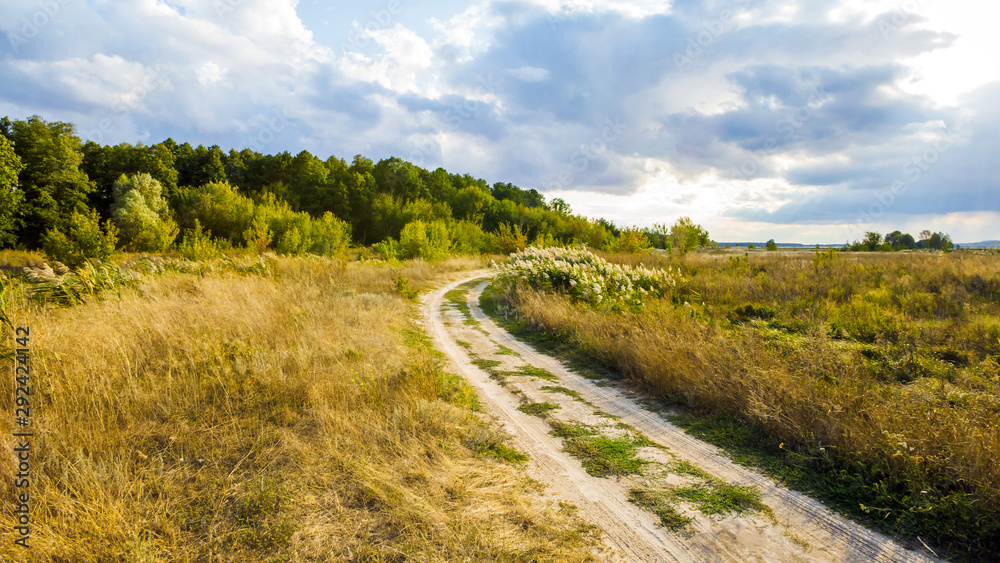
1, 0, 997, 243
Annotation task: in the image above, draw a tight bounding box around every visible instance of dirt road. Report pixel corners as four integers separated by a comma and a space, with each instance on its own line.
422, 272, 938, 562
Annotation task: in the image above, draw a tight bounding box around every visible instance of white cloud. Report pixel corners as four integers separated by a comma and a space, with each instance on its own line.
196, 61, 224, 86
338, 25, 435, 95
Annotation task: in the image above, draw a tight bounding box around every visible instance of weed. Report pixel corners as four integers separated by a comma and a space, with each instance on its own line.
561, 434, 650, 477
540, 385, 584, 401
492, 364, 559, 382
629, 489, 694, 531
472, 358, 502, 371
550, 421, 598, 439
675, 482, 767, 516
394, 275, 420, 299
518, 401, 560, 417
497, 344, 519, 356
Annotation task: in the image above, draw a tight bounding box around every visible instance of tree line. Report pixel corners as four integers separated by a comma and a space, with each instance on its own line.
0, 115, 656, 264
846, 230, 954, 252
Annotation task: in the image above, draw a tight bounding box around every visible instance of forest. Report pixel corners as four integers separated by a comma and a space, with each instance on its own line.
0, 115, 622, 264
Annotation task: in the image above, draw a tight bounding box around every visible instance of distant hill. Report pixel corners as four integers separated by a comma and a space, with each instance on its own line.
719, 242, 844, 248
959, 240, 1000, 248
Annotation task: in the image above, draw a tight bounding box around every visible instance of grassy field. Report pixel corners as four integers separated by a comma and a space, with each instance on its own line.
0, 252, 600, 562
486, 248, 1000, 561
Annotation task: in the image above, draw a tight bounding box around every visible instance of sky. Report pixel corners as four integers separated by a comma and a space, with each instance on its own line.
1, 0, 997, 244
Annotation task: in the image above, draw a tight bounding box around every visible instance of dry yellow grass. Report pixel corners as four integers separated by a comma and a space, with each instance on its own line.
0, 255, 599, 561
497, 250, 1000, 559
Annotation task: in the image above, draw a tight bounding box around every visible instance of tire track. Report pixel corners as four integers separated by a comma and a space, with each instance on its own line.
423, 272, 704, 563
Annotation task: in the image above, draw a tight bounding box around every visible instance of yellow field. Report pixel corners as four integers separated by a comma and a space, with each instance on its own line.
0, 255, 599, 561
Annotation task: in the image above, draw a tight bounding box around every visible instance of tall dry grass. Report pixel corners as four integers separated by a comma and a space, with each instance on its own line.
0, 255, 598, 561
498, 250, 1000, 560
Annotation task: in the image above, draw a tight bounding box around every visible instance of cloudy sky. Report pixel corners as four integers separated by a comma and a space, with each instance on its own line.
1, 0, 997, 243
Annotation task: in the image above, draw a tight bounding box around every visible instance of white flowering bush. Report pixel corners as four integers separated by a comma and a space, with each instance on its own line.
493, 245, 681, 308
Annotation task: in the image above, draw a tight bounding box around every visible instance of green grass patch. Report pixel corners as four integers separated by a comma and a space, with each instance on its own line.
496, 344, 519, 356
561, 434, 650, 478
436, 371, 481, 412
401, 328, 433, 350
672, 459, 711, 480
539, 385, 584, 401
493, 364, 559, 382
478, 441, 529, 464
445, 289, 471, 315
445, 288, 484, 329
456, 340, 472, 348
629, 489, 694, 531
518, 401, 560, 417
472, 358, 502, 371
549, 421, 598, 439
674, 482, 767, 517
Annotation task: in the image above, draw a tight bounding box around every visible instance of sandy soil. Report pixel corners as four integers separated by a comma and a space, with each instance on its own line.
421, 271, 939, 563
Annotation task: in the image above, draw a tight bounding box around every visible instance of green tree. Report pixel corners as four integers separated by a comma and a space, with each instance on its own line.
0, 135, 25, 245
548, 197, 572, 215
608, 228, 652, 254
82, 141, 179, 219
669, 217, 711, 254
862, 231, 883, 251
111, 173, 179, 251
399, 220, 451, 260
175, 143, 226, 188
11, 116, 95, 247
451, 185, 493, 222
765, 239, 778, 251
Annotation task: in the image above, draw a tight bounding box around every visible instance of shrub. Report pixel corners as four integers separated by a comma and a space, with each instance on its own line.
495, 222, 527, 255
449, 220, 495, 254
178, 220, 223, 261
607, 228, 652, 254
178, 181, 255, 242
494, 245, 681, 308
42, 209, 118, 269
242, 217, 273, 254
276, 227, 305, 256
399, 220, 451, 260
308, 212, 351, 256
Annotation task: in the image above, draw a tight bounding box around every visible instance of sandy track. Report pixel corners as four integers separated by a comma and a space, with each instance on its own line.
422, 272, 938, 562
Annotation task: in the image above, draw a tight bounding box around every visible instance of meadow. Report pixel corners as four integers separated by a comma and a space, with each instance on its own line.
0, 251, 600, 562
487, 247, 1000, 561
